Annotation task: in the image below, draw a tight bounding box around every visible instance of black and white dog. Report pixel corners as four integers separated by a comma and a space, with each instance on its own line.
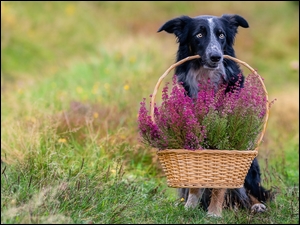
158, 14, 272, 217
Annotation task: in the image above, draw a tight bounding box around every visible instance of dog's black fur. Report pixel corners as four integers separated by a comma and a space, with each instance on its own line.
158, 14, 272, 211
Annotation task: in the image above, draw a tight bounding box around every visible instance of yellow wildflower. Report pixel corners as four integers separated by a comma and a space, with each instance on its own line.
58, 138, 67, 143
93, 112, 99, 119
76, 86, 83, 94
92, 82, 100, 94
129, 56, 136, 64
124, 84, 129, 90
65, 4, 76, 16
25, 116, 36, 123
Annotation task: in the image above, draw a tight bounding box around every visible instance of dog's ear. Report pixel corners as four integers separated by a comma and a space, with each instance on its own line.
220, 14, 249, 46
221, 14, 249, 30
157, 16, 192, 42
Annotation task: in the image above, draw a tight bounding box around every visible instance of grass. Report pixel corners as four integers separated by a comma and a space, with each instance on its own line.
1, 1, 299, 224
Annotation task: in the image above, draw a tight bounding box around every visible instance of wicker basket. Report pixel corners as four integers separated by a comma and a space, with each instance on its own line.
150, 55, 269, 189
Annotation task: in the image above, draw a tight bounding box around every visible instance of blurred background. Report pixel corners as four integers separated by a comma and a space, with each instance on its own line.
1, 1, 299, 186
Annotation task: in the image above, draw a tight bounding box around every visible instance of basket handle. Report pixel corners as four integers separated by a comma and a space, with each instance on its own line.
150, 55, 269, 149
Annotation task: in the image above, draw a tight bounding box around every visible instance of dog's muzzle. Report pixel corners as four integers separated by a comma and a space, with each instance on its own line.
203, 52, 223, 69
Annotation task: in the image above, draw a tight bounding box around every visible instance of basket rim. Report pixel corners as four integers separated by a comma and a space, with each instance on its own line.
157, 149, 259, 155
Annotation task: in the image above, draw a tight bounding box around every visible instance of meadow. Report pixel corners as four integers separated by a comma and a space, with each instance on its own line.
1, 1, 299, 224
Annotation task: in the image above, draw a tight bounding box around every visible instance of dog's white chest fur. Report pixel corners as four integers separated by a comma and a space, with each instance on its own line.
185, 64, 226, 98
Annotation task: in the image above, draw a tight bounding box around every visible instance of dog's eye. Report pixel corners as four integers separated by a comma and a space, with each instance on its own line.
219, 33, 225, 39
196, 33, 202, 38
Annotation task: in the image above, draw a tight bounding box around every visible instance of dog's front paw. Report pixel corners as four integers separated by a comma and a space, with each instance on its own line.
207, 211, 222, 218
251, 203, 267, 213
184, 191, 201, 209
184, 200, 198, 209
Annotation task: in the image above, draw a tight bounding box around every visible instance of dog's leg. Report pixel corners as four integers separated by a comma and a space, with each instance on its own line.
184, 188, 204, 209
244, 158, 270, 213
249, 194, 267, 213
207, 188, 227, 217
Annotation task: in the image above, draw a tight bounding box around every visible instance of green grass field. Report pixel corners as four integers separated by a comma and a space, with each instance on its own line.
1, 1, 299, 224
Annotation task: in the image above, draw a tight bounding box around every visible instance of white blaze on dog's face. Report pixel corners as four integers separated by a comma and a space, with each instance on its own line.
206, 18, 224, 69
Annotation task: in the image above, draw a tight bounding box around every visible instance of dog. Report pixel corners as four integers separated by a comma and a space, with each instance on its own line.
158, 14, 272, 217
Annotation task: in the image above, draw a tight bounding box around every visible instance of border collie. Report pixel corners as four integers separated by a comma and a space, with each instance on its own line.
158, 14, 272, 217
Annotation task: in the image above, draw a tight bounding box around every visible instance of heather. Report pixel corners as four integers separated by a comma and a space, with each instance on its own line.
138, 73, 270, 150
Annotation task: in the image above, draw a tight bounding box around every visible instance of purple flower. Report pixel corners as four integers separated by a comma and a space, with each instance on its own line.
138, 73, 273, 150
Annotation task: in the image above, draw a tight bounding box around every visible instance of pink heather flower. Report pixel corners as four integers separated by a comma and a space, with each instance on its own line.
138, 73, 273, 150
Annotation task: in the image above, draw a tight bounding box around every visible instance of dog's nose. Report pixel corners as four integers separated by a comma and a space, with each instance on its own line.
210, 55, 221, 63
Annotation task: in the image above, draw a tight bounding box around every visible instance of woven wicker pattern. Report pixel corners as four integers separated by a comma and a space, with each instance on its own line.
151, 55, 269, 188
157, 149, 258, 188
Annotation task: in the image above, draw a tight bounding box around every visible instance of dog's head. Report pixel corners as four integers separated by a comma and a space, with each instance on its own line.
158, 14, 249, 69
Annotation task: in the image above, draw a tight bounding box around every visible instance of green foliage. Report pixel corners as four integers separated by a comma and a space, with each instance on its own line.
1, 158, 299, 224
227, 109, 263, 150
202, 110, 229, 149
202, 107, 264, 150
